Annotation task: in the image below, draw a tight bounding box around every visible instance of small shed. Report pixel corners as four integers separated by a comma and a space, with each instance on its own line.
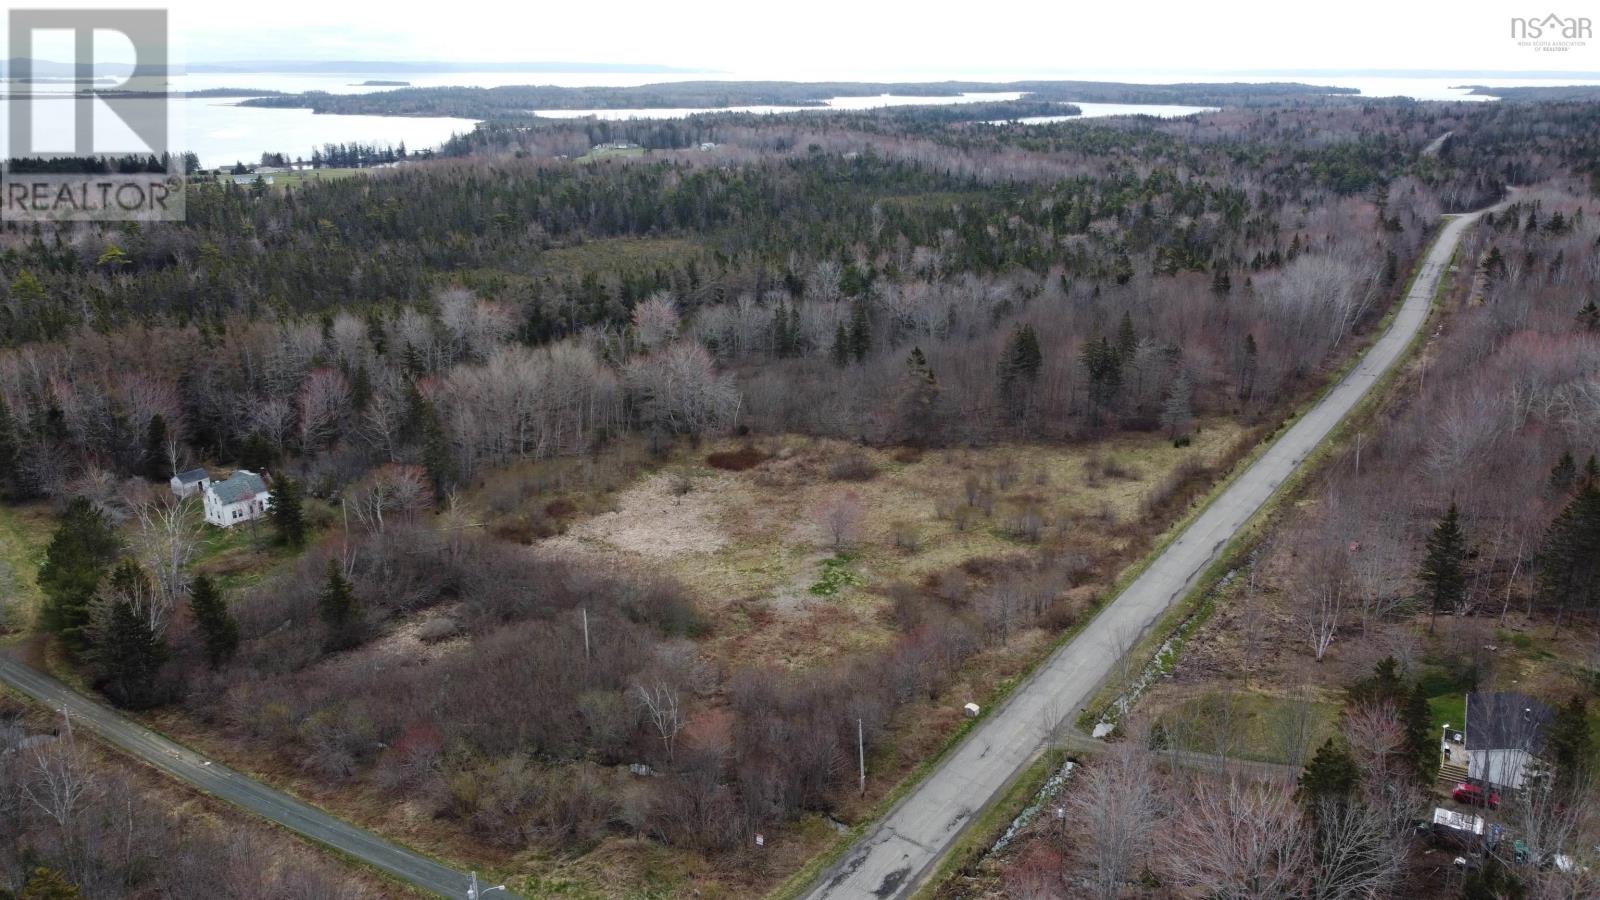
169, 467, 209, 498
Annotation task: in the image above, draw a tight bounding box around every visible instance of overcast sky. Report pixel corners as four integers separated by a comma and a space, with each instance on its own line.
7, 0, 1599, 76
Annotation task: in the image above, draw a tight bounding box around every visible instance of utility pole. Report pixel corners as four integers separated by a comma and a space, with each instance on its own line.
857, 718, 865, 795
581, 607, 590, 660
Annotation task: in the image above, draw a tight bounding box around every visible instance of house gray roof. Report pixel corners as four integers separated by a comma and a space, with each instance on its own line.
209, 470, 267, 505
1466, 692, 1552, 753
174, 468, 209, 484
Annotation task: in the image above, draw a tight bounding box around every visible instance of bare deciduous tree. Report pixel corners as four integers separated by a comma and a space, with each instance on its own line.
1160, 776, 1310, 900
1067, 742, 1158, 899
633, 681, 685, 762
816, 489, 865, 551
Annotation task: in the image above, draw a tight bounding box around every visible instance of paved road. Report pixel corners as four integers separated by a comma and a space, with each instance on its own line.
806, 204, 1504, 900
0, 654, 507, 900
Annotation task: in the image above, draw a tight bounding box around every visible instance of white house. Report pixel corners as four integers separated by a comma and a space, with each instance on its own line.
203, 470, 271, 528
1442, 692, 1553, 791
169, 467, 209, 499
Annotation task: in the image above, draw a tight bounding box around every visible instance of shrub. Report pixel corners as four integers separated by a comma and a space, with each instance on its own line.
891, 521, 923, 553
828, 450, 879, 481
706, 446, 766, 471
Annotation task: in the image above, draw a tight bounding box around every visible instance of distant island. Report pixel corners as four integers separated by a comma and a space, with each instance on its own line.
241, 79, 1356, 119
1456, 83, 1600, 101
355, 80, 411, 86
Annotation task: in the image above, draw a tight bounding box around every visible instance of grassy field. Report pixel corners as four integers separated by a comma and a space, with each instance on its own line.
534, 237, 703, 279
0, 502, 53, 634
267, 167, 370, 188
540, 426, 1246, 675
578, 145, 647, 162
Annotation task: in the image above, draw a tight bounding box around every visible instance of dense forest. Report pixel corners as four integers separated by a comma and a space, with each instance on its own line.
2, 90, 1598, 898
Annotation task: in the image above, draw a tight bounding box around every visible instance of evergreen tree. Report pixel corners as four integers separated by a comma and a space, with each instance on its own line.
1579, 299, 1599, 332
318, 559, 361, 651
188, 574, 238, 669
1210, 267, 1231, 296
1419, 503, 1467, 633
350, 364, 373, 413
239, 431, 275, 472
143, 413, 170, 482
269, 474, 307, 548
1237, 333, 1259, 404
1545, 696, 1592, 794
0, 394, 20, 500
900, 347, 942, 446
1348, 657, 1408, 709
1538, 481, 1600, 633
421, 401, 456, 493
1402, 683, 1435, 783
848, 298, 872, 362
1549, 450, 1577, 494
91, 563, 167, 708
38, 498, 121, 650
997, 324, 1043, 420
1460, 856, 1526, 900
1298, 738, 1360, 808
830, 322, 851, 367
18, 868, 83, 900
1115, 311, 1138, 362
1080, 334, 1123, 421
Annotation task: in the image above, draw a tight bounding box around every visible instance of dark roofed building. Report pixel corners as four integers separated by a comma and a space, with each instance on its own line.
1464, 692, 1552, 789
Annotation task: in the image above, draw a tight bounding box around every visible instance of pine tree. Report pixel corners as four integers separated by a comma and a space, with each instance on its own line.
91, 563, 167, 709
1545, 696, 1592, 794
1579, 300, 1600, 332
239, 431, 275, 472
318, 559, 361, 651
143, 413, 170, 482
1549, 450, 1577, 494
269, 474, 307, 548
1210, 267, 1231, 296
1115, 311, 1138, 362
188, 574, 238, 669
1538, 481, 1600, 633
1081, 334, 1123, 421
997, 324, 1043, 420
1403, 683, 1435, 783
848, 298, 872, 362
1419, 504, 1467, 633
1237, 333, 1259, 404
350, 364, 373, 413
0, 394, 19, 500
421, 403, 456, 493
900, 348, 941, 446
38, 498, 121, 651
831, 322, 851, 367
1298, 738, 1360, 808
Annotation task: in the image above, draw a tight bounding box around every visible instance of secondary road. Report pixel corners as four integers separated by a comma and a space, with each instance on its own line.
0, 654, 510, 899
806, 203, 1505, 900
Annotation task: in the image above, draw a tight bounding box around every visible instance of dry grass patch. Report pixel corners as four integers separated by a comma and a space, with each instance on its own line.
536, 425, 1246, 675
